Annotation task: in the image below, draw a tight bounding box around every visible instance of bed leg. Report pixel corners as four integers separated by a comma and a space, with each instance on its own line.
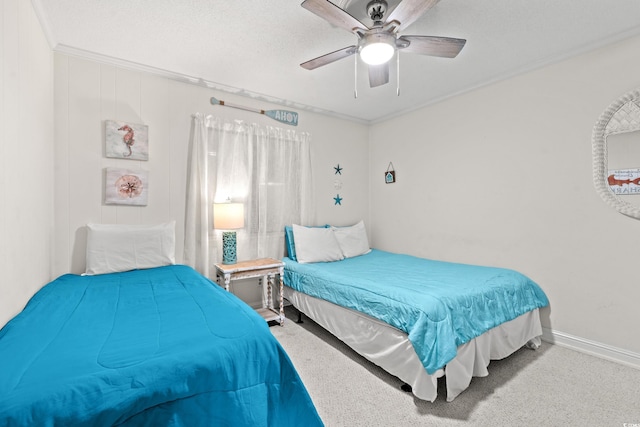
296, 311, 304, 324
400, 383, 412, 393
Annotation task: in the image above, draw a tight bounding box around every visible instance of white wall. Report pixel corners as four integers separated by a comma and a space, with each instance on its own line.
369, 34, 640, 355
0, 0, 54, 327
53, 54, 370, 285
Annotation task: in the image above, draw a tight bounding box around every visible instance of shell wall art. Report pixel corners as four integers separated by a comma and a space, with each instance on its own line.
105, 168, 148, 206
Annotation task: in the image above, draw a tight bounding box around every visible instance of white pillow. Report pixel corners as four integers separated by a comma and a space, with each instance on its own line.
292, 224, 344, 264
332, 220, 371, 258
85, 222, 176, 275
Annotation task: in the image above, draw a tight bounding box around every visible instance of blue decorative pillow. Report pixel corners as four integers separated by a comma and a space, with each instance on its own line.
285, 224, 329, 261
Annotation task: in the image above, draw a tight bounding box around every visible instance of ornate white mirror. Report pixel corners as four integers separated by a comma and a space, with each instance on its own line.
592, 87, 640, 219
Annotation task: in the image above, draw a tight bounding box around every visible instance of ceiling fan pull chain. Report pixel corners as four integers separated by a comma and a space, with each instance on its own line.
396, 51, 400, 96
354, 52, 358, 99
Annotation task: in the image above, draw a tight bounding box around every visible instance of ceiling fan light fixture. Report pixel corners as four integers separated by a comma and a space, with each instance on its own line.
359, 32, 395, 65
360, 42, 394, 65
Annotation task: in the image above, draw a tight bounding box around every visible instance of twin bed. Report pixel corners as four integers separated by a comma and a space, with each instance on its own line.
282, 222, 549, 402
0, 224, 323, 426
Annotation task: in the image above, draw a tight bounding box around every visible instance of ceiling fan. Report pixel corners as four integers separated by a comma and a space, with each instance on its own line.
300, 0, 466, 89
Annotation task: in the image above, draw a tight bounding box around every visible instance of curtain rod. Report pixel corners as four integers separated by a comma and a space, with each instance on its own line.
210, 97, 299, 126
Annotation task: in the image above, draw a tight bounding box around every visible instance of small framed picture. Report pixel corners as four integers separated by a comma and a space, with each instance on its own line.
105, 168, 148, 206
608, 168, 640, 194
385, 162, 396, 184
385, 170, 396, 184
105, 120, 149, 160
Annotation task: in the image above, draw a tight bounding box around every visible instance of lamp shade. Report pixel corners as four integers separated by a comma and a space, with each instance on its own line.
213, 203, 245, 230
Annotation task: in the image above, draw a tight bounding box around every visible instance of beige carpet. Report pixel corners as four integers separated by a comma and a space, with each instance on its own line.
270, 307, 640, 427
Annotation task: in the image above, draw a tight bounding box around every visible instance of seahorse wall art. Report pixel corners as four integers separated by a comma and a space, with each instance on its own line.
105, 120, 149, 160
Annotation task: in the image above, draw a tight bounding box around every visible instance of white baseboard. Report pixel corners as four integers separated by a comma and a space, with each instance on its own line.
542, 327, 640, 370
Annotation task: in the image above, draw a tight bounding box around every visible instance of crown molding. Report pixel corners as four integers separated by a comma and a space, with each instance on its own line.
30, 0, 57, 49
53, 44, 369, 126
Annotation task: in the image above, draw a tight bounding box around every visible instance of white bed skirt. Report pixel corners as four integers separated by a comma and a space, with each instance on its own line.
283, 286, 542, 402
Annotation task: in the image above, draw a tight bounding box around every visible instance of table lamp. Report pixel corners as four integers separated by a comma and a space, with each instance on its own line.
213, 201, 245, 264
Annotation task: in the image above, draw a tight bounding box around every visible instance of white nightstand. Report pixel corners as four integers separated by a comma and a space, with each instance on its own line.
214, 258, 285, 326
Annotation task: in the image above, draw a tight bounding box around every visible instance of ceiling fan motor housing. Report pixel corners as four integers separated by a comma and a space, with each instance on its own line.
359, 29, 395, 50
367, 0, 388, 23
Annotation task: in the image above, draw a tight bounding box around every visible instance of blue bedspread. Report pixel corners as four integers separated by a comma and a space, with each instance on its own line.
0, 265, 323, 427
283, 250, 548, 374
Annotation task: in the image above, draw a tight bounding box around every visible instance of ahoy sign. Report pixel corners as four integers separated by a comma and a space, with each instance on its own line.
265, 109, 299, 126
210, 97, 299, 126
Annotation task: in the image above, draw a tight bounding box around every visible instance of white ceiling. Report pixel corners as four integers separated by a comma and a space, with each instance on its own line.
35, 0, 640, 123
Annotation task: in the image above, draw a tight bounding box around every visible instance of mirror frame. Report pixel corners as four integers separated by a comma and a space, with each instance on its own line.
592, 87, 640, 219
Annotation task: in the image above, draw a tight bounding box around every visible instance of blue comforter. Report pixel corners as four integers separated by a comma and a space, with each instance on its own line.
283, 250, 548, 374
0, 265, 322, 427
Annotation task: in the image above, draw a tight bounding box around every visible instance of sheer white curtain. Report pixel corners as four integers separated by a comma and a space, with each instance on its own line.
184, 113, 313, 277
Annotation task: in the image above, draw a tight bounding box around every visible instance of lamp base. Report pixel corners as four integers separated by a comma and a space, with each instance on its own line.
221, 231, 237, 264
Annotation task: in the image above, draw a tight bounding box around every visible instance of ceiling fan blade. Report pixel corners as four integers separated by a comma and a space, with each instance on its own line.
398, 35, 466, 58
368, 63, 390, 88
300, 46, 357, 70
386, 0, 440, 31
301, 0, 368, 32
